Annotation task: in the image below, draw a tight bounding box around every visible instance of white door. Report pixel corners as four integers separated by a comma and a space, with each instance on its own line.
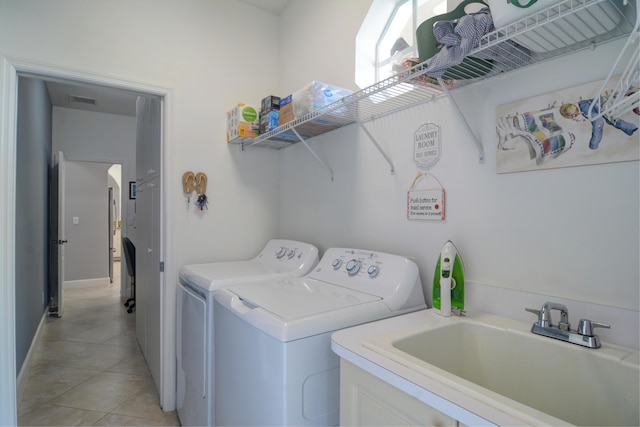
50, 151, 66, 317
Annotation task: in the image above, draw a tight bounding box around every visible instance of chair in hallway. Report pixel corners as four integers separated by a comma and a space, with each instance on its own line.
122, 237, 136, 313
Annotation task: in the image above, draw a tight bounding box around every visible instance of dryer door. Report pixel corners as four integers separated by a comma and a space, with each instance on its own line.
179, 283, 207, 398
176, 281, 211, 427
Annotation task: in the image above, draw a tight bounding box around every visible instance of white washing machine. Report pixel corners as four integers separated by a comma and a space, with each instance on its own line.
213, 247, 426, 426
176, 239, 319, 427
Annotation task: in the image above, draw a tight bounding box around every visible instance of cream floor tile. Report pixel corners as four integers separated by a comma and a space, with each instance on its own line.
53, 342, 140, 371
101, 329, 138, 348
18, 269, 179, 427
21, 364, 101, 402
17, 399, 40, 418
38, 319, 98, 342
107, 352, 150, 376
49, 372, 150, 413
111, 385, 180, 425
93, 413, 179, 426
62, 307, 129, 325
61, 323, 132, 345
17, 402, 106, 426
31, 339, 100, 365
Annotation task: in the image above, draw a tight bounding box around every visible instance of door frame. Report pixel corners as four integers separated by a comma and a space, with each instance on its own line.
0, 54, 176, 424
108, 186, 114, 284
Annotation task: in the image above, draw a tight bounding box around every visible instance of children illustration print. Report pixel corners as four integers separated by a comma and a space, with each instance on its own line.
496, 78, 639, 173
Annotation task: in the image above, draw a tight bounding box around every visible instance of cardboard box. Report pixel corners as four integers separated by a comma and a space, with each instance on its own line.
261, 95, 280, 111
227, 103, 258, 142
259, 109, 280, 134
278, 95, 294, 126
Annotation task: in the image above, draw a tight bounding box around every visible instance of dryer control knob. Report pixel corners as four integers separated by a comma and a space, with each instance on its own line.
332, 259, 343, 270
367, 265, 380, 278
346, 259, 362, 276
287, 249, 296, 259
276, 247, 287, 258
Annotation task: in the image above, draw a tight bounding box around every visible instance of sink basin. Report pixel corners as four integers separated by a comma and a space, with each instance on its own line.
365, 313, 639, 426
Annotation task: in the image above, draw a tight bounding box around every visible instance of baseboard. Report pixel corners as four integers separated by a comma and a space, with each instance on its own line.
16, 309, 48, 405
63, 277, 110, 289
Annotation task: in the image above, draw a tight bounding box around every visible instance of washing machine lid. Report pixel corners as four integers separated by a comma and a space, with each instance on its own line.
228, 278, 381, 320
179, 261, 287, 293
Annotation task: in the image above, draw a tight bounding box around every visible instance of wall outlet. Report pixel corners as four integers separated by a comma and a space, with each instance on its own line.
73, 217, 79, 225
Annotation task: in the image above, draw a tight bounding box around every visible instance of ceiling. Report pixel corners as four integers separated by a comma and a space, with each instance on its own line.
236, 0, 290, 14
45, 80, 140, 117
42, 1, 290, 117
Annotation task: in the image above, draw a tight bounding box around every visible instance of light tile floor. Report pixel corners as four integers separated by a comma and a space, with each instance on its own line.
18, 262, 180, 426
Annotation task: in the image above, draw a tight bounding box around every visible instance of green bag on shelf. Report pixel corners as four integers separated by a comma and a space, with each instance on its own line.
416, 0, 492, 80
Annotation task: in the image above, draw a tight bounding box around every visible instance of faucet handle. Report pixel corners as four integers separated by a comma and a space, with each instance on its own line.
577, 319, 611, 337
525, 307, 548, 326
525, 306, 553, 327
525, 307, 541, 317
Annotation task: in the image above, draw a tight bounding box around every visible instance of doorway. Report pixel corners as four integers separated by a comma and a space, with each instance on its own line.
108, 164, 122, 285
51, 159, 125, 301
0, 55, 175, 424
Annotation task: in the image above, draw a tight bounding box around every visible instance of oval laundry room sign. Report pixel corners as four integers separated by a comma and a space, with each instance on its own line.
414, 123, 440, 169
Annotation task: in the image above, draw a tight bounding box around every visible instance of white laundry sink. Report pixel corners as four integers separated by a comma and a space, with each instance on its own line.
364, 313, 639, 426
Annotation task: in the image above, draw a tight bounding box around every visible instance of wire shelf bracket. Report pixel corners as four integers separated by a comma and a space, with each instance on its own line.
588, 3, 640, 121
358, 120, 396, 175
291, 127, 335, 181
437, 77, 486, 163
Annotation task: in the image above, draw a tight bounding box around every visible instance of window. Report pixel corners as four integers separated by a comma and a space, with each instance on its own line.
356, 0, 449, 88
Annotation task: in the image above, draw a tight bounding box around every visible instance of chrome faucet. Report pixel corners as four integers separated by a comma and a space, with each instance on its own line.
525, 302, 610, 349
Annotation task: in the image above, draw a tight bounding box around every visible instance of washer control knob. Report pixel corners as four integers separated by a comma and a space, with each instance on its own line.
346, 259, 362, 276
287, 249, 296, 259
276, 247, 287, 259
332, 259, 343, 270
367, 265, 380, 278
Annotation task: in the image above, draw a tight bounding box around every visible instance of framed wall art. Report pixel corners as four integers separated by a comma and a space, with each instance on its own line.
496, 78, 638, 173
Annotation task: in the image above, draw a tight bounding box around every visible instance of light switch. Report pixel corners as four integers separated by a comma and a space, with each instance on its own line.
73, 217, 79, 225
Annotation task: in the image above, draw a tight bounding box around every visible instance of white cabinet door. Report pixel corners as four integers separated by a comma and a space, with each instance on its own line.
134, 177, 162, 391
134, 95, 163, 393
340, 360, 458, 427
146, 177, 162, 391
135, 181, 149, 356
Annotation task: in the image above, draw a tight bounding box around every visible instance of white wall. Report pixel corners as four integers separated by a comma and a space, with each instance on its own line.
279, 0, 371, 94
1, 0, 282, 268
277, 1, 639, 344
53, 107, 136, 230
0, 0, 283, 411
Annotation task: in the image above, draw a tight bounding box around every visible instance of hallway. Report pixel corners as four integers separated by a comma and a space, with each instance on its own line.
17, 263, 179, 426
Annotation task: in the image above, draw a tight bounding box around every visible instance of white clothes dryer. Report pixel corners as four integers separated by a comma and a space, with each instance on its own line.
176, 239, 319, 427
213, 247, 426, 426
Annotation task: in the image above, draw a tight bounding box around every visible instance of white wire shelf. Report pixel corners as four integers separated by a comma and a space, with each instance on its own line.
231, 0, 637, 150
